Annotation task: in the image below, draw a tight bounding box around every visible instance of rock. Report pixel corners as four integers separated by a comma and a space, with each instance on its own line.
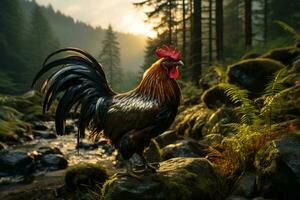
162, 139, 208, 160
65, 162, 108, 191
241, 52, 262, 60
64, 124, 75, 135
174, 104, 211, 139
144, 139, 162, 163
32, 130, 57, 139
0, 150, 35, 176
201, 85, 236, 109
232, 172, 256, 198
155, 130, 182, 148
102, 144, 114, 155
202, 134, 224, 146
262, 46, 300, 66
199, 67, 222, 90
37, 146, 63, 155
227, 58, 285, 96
102, 157, 223, 200
32, 122, 48, 131
255, 133, 300, 199
76, 142, 99, 150
40, 154, 68, 170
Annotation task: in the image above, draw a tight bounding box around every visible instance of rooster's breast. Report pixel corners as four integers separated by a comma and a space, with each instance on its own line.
103, 94, 160, 142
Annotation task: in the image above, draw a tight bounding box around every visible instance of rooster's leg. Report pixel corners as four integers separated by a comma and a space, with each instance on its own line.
116, 160, 142, 179
136, 153, 159, 173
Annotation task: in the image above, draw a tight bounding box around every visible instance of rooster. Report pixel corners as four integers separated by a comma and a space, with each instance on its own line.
32, 45, 183, 178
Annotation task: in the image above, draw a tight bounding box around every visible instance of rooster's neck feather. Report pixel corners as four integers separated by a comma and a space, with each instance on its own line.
133, 60, 181, 106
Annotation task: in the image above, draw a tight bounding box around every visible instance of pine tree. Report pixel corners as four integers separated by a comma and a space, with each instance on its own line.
98, 25, 122, 89
0, 0, 28, 93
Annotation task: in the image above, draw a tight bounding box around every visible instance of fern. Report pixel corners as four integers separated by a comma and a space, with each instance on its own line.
219, 83, 258, 124
261, 68, 293, 123
274, 20, 300, 42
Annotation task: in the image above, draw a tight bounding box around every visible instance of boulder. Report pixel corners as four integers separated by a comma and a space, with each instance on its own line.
40, 154, 68, 170
174, 104, 211, 139
262, 46, 300, 66
201, 85, 236, 109
102, 157, 223, 200
241, 52, 262, 60
162, 139, 208, 160
155, 130, 182, 148
232, 172, 256, 198
199, 67, 222, 90
227, 58, 285, 96
65, 162, 108, 191
32, 130, 57, 139
0, 150, 35, 176
32, 122, 48, 131
255, 133, 300, 199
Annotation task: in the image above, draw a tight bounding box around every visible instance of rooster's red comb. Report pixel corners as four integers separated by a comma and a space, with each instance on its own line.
155, 45, 181, 61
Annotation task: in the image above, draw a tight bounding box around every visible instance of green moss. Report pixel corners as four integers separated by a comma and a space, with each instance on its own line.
101, 158, 223, 200
262, 46, 300, 66
174, 105, 211, 139
201, 85, 236, 109
227, 58, 285, 95
241, 52, 262, 60
65, 162, 109, 192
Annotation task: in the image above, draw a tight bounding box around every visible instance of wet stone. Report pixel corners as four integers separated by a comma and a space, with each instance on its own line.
40, 154, 68, 170
0, 150, 35, 176
32, 130, 57, 139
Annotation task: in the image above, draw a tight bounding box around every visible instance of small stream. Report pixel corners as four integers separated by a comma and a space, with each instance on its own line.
0, 120, 118, 187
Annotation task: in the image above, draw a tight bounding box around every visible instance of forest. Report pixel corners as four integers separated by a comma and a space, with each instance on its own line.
0, 0, 299, 200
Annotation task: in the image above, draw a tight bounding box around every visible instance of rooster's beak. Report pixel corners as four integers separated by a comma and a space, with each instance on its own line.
176, 61, 184, 66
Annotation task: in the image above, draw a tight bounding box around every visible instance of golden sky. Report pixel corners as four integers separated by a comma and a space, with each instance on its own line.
35, 0, 156, 37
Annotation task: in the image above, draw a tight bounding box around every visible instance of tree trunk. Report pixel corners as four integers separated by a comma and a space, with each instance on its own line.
263, 0, 268, 44
182, 0, 186, 62
215, 0, 224, 61
208, 0, 213, 65
191, 0, 202, 85
244, 0, 252, 48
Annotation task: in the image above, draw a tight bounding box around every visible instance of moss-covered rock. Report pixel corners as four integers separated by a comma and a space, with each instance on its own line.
227, 58, 285, 95
241, 52, 262, 60
201, 85, 237, 109
199, 67, 223, 91
262, 46, 300, 66
174, 104, 211, 139
65, 162, 109, 191
255, 133, 300, 199
155, 130, 182, 148
102, 157, 224, 200
161, 139, 208, 160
